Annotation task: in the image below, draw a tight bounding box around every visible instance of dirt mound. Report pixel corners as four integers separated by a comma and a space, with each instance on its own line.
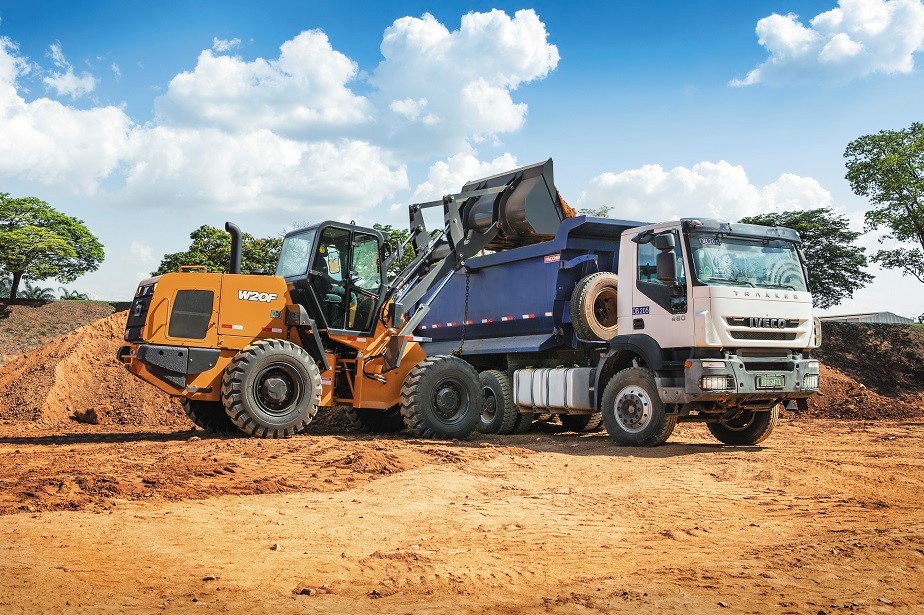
817, 322, 924, 401
0, 299, 127, 362
801, 364, 922, 420
0, 312, 184, 427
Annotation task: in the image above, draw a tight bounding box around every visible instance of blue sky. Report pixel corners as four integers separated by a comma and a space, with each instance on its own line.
1, 0, 922, 315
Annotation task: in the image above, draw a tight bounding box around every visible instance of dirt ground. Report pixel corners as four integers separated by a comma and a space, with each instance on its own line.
1, 418, 921, 614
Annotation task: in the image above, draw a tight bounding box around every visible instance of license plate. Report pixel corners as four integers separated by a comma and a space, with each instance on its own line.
757, 375, 785, 389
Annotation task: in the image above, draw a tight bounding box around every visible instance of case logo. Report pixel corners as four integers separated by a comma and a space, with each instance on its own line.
238, 290, 278, 303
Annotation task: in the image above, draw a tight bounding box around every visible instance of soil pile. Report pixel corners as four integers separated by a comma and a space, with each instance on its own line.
803, 363, 922, 420
0, 312, 184, 427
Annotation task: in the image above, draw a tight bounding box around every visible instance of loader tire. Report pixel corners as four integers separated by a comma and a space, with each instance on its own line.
708, 405, 779, 445
601, 367, 676, 447
221, 339, 321, 438
571, 272, 620, 341
477, 370, 518, 435
510, 411, 535, 434
560, 413, 603, 432
181, 399, 240, 433
400, 355, 481, 439
346, 406, 406, 433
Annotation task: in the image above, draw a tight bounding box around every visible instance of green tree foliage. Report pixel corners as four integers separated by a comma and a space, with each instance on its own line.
59, 287, 89, 300
740, 208, 873, 309
0, 193, 105, 299
0, 274, 10, 298
579, 205, 613, 217
154, 225, 282, 276
373, 223, 415, 279
845, 122, 924, 283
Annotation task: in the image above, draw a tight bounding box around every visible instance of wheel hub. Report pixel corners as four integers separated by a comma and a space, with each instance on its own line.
614, 385, 652, 433
261, 377, 289, 403
436, 387, 460, 412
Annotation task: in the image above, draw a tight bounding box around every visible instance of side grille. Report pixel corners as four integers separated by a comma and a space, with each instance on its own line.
729, 331, 798, 341
168, 290, 214, 339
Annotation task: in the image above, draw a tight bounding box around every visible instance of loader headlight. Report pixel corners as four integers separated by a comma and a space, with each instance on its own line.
701, 375, 735, 391
803, 374, 819, 390
137, 283, 156, 297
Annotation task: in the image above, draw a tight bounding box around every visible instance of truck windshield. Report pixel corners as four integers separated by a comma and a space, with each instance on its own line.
688, 233, 807, 292
276, 228, 317, 278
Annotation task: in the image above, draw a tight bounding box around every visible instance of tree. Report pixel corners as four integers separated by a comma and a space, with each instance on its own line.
0, 274, 10, 298
845, 122, 924, 284
19, 280, 56, 300
373, 223, 415, 279
0, 193, 105, 299
154, 225, 282, 276
59, 287, 89, 300
739, 208, 873, 309
579, 205, 613, 217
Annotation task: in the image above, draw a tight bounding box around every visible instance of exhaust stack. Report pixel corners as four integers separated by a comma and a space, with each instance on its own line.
225, 222, 242, 274
459, 158, 572, 251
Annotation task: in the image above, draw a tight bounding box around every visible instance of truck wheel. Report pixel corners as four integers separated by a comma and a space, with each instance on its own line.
601, 367, 676, 446
510, 411, 535, 434
571, 272, 619, 341
478, 370, 518, 434
708, 405, 779, 445
346, 407, 405, 433
560, 413, 603, 432
400, 355, 481, 439
221, 339, 322, 438
181, 399, 240, 433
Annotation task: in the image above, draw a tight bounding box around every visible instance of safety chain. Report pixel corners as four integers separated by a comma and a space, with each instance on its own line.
453, 269, 471, 356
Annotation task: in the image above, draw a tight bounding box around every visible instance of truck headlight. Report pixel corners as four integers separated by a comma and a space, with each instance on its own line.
702, 360, 726, 368
808, 360, 819, 370
803, 374, 819, 390
701, 375, 735, 391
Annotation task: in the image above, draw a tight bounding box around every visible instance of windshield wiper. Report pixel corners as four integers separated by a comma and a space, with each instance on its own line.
702, 277, 754, 287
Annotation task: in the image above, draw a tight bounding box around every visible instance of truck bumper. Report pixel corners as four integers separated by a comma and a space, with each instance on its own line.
657, 355, 820, 406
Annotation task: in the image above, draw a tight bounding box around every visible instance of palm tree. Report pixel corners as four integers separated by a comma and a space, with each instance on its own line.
0, 274, 11, 298
59, 287, 89, 300
20, 280, 56, 300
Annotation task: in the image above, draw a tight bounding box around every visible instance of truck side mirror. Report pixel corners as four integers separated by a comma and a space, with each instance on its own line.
656, 251, 676, 284
653, 233, 675, 251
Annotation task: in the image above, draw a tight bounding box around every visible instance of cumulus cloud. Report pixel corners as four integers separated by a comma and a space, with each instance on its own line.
373, 9, 558, 149
411, 151, 518, 201
731, 0, 924, 85
42, 42, 97, 98
212, 37, 241, 52
575, 161, 833, 223
155, 30, 372, 137
0, 39, 131, 194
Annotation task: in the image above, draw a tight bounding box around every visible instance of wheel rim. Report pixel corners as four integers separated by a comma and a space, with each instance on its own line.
253, 362, 302, 417
432, 376, 470, 424
721, 411, 756, 431
593, 288, 618, 328
613, 385, 653, 433
481, 387, 497, 425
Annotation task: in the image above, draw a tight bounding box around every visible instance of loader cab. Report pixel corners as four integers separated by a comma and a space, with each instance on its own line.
278, 222, 386, 334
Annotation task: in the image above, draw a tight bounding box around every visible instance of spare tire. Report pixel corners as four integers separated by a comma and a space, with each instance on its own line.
571, 272, 619, 341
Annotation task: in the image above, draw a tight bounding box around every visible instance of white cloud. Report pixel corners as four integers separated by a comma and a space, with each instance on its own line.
731, 0, 924, 86
111, 63, 121, 79
0, 39, 131, 194
129, 240, 156, 264
212, 37, 241, 52
373, 9, 559, 149
575, 161, 832, 223
155, 30, 372, 137
42, 42, 97, 98
412, 151, 518, 201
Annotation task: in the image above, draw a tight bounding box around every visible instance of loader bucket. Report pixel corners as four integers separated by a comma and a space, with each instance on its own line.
460, 158, 572, 251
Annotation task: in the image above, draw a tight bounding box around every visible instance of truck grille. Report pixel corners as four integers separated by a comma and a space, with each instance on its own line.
729, 331, 798, 341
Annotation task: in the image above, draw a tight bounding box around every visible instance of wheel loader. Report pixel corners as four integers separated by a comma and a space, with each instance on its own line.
118, 160, 572, 438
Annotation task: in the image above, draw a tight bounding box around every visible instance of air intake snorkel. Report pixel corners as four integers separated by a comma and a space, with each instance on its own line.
225, 221, 242, 274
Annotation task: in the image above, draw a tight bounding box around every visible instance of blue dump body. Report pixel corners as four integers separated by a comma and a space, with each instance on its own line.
417, 216, 644, 356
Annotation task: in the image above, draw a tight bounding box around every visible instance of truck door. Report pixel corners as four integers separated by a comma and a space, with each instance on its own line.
633, 230, 690, 348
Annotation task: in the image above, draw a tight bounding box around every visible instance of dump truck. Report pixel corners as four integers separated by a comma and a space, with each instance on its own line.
119, 158, 820, 446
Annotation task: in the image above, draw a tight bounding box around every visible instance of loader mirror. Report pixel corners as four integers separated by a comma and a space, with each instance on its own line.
653, 233, 675, 251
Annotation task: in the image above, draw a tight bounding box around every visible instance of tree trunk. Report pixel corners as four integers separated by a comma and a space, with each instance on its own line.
9, 271, 22, 299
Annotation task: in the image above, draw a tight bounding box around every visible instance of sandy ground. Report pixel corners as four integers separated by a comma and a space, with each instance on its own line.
0, 419, 922, 614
